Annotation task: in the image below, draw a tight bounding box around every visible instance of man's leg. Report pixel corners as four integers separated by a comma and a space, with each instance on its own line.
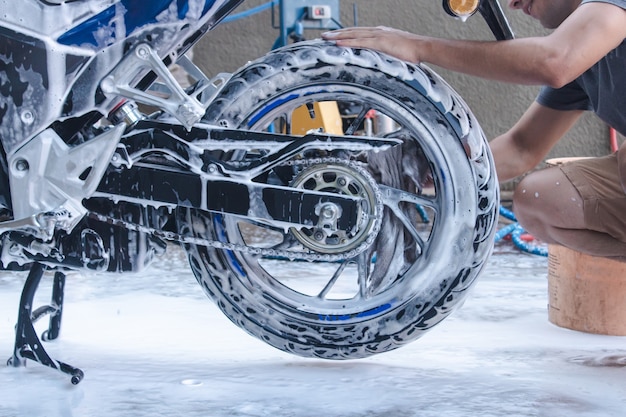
512, 155, 626, 260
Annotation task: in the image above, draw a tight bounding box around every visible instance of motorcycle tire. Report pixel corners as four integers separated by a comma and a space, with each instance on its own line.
182, 40, 498, 359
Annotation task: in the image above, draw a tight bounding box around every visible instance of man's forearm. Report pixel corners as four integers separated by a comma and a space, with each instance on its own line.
419, 37, 565, 87
489, 134, 539, 183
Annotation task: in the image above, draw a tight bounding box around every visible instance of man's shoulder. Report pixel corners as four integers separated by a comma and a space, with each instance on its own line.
581, 0, 626, 9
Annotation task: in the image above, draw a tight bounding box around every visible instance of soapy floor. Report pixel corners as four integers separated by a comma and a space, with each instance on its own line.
0, 243, 624, 417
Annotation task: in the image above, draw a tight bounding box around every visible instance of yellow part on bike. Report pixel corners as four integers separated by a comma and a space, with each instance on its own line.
291, 102, 344, 135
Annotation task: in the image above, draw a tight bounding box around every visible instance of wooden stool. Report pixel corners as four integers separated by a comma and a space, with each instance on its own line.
548, 244, 626, 336
544, 156, 626, 335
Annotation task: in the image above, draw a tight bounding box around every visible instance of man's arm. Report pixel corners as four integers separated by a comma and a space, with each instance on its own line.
323, 3, 626, 88
490, 102, 584, 182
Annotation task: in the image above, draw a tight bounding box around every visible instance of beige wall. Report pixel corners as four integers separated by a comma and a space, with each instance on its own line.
194, 0, 623, 176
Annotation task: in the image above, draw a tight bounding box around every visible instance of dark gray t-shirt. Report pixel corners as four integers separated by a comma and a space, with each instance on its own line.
536, 0, 626, 135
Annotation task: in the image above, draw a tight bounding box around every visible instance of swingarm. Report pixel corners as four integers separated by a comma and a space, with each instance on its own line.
95, 121, 400, 256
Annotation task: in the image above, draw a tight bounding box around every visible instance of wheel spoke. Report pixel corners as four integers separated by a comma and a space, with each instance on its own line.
283, 112, 292, 134
345, 106, 370, 135
378, 184, 438, 255
379, 184, 438, 212
317, 260, 349, 299
356, 251, 371, 299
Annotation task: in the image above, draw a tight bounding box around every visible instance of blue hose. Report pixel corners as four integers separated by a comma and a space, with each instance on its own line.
499, 205, 516, 222
494, 222, 517, 242
510, 224, 548, 256
495, 206, 548, 256
222, 1, 277, 23
416, 204, 429, 223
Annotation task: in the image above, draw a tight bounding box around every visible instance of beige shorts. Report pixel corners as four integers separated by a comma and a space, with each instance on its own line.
559, 153, 626, 243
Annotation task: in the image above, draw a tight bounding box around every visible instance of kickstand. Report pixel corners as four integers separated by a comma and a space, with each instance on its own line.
8, 262, 84, 384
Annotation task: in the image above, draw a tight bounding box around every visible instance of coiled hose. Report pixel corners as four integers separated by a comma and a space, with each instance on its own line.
495, 206, 548, 256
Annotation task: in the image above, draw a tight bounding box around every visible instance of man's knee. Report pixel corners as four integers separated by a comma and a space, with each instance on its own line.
511, 172, 553, 235
512, 174, 540, 218
511, 167, 585, 239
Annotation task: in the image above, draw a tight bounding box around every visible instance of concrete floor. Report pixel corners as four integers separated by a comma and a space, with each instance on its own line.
0, 243, 625, 417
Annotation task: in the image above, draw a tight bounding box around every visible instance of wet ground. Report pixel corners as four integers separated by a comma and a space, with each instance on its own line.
0, 243, 625, 417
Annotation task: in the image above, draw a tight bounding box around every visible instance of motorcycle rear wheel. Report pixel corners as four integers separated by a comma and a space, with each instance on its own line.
183, 41, 498, 359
